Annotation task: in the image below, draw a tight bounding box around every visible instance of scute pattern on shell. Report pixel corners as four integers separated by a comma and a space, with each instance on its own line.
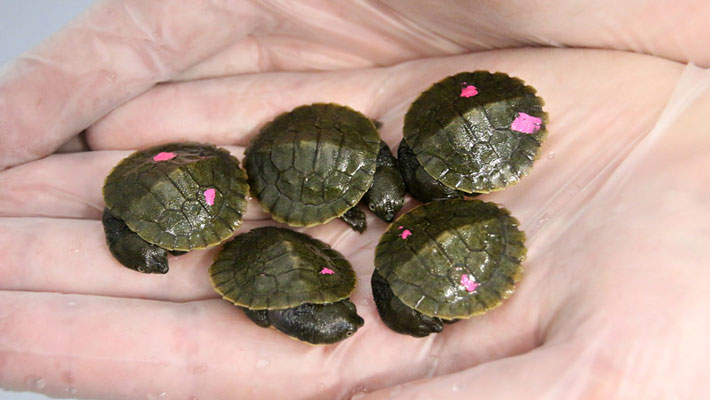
375, 199, 526, 319
244, 103, 380, 226
404, 71, 548, 193
103, 142, 249, 251
210, 227, 356, 310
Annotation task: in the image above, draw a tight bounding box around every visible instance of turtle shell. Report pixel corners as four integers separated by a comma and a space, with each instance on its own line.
403, 71, 548, 193
103, 142, 249, 251
210, 226, 356, 310
374, 198, 526, 319
244, 103, 380, 226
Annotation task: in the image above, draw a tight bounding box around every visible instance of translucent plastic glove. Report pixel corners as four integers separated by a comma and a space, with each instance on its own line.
1, 1, 710, 399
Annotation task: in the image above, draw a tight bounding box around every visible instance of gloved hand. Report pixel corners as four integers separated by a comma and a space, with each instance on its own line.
1, 1, 709, 399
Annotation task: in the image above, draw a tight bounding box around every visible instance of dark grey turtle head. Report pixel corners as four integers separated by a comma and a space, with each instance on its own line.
365, 140, 406, 222
366, 192, 403, 223
309, 299, 365, 344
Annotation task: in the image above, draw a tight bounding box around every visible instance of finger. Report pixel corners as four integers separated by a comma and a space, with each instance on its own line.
86, 67, 390, 150
0, 146, 269, 220
0, 217, 225, 300
382, 0, 710, 67
0, 212, 380, 301
0, 0, 264, 168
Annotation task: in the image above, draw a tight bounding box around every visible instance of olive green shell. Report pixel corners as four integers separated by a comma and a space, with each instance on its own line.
403, 71, 548, 193
210, 227, 356, 310
244, 103, 380, 227
374, 199, 526, 319
103, 142, 249, 251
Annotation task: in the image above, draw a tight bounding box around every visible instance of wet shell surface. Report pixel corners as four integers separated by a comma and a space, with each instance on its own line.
244, 103, 380, 227
103, 142, 249, 251
403, 71, 548, 194
374, 198, 526, 319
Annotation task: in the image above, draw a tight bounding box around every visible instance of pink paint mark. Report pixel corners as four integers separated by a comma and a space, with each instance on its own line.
460, 274, 479, 293
153, 152, 176, 161
460, 85, 479, 98
320, 267, 335, 275
398, 226, 403, 229
511, 112, 542, 134
204, 188, 216, 206
399, 229, 412, 240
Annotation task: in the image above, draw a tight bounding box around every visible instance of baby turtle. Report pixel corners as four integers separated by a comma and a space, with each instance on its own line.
102, 142, 249, 274
210, 226, 364, 344
372, 198, 526, 337
244, 103, 405, 232
402, 71, 548, 196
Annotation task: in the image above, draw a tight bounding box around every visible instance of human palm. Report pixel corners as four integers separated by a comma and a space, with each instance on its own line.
1, 1, 710, 399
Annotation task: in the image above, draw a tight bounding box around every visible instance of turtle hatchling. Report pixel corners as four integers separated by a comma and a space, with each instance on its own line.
372, 198, 526, 337
400, 71, 548, 199
244, 103, 405, 232
210, 226, 364, 344
102, 142, 249, 274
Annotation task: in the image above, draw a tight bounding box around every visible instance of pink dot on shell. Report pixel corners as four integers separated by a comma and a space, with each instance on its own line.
399, 229, 412, 239
460, 274, 479, 293
460, 85, 479, 98
320, 267, 335, 275
511, 112, 542, 134
398, 226, 403, 229
153, 152, 176, 161
204, 188, 216, 206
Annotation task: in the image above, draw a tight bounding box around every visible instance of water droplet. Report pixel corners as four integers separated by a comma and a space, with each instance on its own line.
67, 300, 77, 307
537, 214, 550, 225
26, 376, 46, 390
72, 248, 80, 253
146, 392, 167, 400
546, 152, 555, 159
65, 387, 77, 395
256, 359, 270, 368
190, 364, 208, 374
452, 384, 461, 392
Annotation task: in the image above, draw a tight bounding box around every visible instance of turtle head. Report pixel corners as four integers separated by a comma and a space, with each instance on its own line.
367, 196, 403, 223
366, 165, 406, 223
270, 299, 364, 344
314, 299, 365, 344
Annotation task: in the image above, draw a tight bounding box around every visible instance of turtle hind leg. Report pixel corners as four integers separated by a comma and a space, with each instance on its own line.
267, 300, 364, 345
371, 269, 447, 337
340, 205, 367, 233
102, 208, 170, 274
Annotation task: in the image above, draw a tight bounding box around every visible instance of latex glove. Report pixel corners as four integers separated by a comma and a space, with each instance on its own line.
1, 1, 709, 399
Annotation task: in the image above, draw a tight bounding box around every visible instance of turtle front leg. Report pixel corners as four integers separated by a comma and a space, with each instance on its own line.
101, 208, 170, 274
371, 269, 455, 337
340, 205, 367, 233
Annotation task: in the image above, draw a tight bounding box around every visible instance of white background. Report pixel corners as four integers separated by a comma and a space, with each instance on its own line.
1, 2, 96, 399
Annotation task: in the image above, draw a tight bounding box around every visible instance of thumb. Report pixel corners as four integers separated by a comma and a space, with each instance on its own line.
0, 0, 264, 169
